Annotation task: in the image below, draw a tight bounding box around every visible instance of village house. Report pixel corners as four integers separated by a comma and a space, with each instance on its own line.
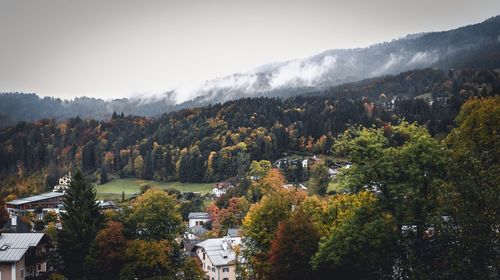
193, 237, 243, 280
274, 157, 315, 169
188, 212, 211, 228
283, 183, 308, 191
0, 233, 52, 280
97, 200, 119, 211
52, 173, 71, 193
212, 182, 234, 198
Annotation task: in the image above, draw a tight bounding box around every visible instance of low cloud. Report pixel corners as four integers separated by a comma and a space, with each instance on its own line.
270, 55, 337, 88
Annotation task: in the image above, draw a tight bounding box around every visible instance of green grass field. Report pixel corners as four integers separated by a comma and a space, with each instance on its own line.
96, 178, 214, 200
327, 180, 342, 193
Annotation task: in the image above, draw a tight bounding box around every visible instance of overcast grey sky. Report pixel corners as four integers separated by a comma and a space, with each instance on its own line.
1, 0, 499, 100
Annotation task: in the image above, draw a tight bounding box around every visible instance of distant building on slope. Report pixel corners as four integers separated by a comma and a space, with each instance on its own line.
97, 200, 119, 211
212, 182, 234, 198
52, 173, 71, 193
283, 183, 308, 191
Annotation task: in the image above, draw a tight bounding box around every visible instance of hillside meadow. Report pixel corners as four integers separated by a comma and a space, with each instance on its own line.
96, 178, 213, 200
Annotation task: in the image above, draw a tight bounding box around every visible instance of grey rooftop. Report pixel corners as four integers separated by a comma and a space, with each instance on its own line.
194, 237, 242, 266
188, 212, 210, 219
0, 233, 45, 262
7, 192, 64, 206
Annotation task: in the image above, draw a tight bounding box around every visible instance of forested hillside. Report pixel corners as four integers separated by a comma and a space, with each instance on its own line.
0, 68, 498, 197
0, 93, 177, 128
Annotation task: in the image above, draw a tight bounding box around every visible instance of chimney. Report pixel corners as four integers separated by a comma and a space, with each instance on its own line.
11, 216, 17, 232
222, 236, 229, 251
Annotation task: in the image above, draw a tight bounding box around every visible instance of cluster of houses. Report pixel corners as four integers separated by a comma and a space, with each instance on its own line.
5, 174, 119, 225
0, 174, 122, 279
274, 157, 312, 169
327, 161, 352, 178
1, 177, 62, 279
2, 174, 242, 280
211, 182, 234, 198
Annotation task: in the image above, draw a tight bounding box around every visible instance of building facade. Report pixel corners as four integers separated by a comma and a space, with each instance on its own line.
188, 212, 210, 228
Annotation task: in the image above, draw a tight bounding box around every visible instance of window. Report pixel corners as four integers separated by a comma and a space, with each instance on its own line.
223, 278, 229, 280
20, 269, 24, 278
212, 267, 215, 272
223, 267, 229, 273
203, 252, 206, 260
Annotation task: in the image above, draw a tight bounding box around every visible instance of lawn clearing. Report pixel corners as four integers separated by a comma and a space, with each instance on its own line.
96, 178, 214, 198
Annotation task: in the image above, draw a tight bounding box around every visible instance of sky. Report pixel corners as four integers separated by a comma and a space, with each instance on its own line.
1, 0, 499, 101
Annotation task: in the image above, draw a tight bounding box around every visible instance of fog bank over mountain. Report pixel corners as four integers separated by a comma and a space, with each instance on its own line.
1, 15, 499, 127
177, 15, 500, 105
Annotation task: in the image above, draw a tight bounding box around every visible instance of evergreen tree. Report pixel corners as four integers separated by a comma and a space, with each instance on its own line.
0, 199, 9, 229
143, 151, 154, 180
57, 170, 104, 279
100, 167, 108, 185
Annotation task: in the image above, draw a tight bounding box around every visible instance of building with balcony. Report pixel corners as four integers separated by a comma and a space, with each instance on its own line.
0, 233, 52, 280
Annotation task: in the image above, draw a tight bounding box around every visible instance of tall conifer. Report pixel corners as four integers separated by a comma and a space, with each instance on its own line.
57, 170, 103, 279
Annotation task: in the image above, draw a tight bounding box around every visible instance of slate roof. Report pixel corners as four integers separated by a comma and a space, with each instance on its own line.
0, 233, 45, 262
7, 192, 64, 206
194, 237, 241, 266
98, 201, 118, 209
227, 228, 241, 238
182, 239, 203, 256
189, 225, 209, 237
188, 212, 210, 219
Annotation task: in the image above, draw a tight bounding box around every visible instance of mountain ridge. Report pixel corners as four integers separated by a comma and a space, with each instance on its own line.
1, 15, 499, 127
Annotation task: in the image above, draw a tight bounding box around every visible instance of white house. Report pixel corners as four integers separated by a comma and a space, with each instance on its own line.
212, 182, 234, 198
52, 173, 71, 193
194, 237, 243, 280
283, 183, 308, 191
188, 212, 210, 228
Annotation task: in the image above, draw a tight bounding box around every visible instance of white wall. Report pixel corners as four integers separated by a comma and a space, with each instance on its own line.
189, 218, 209, 228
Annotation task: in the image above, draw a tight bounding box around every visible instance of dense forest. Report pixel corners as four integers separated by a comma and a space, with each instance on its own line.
0, 68, 498, 197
